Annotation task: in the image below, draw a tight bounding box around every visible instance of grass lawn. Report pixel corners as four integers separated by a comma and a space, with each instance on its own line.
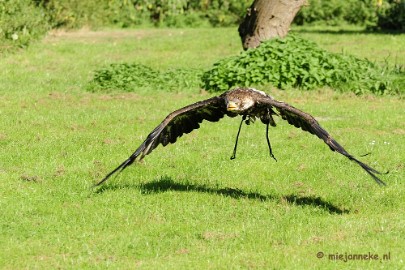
0, 27, 404, 269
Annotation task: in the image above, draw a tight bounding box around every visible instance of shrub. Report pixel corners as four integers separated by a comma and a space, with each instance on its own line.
87, 35, 404, 96
0, 0, 49, 52
201, 34, 401, 95
36, 0, 404, 30
376, 0, 405, 31
38, 0, 143, 29
199, 0, 251, 27
294, 0, 378, 26
38, 0, 250, 29
125, 0, 251, 27
88, 63, 203, 92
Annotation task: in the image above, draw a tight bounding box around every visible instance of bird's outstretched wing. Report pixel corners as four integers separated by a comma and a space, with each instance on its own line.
258, 96, 386, 186
95, 95, 227, 186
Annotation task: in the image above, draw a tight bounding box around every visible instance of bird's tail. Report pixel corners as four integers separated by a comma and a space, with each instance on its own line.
93, 157, 134, 187
347, 156, 387, 186
327, 137, 387, 186
94, 135, 156, 187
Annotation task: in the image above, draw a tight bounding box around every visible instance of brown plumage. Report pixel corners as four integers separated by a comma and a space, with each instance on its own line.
95, 87, 386, 186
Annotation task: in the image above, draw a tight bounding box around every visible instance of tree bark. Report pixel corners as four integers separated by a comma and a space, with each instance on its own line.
238, 0, 307, 50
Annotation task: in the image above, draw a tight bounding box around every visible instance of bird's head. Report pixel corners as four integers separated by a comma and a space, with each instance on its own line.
225, 95, 254, 113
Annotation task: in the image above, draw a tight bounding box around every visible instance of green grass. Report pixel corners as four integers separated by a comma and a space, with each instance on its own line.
0, 27, 404, 269
292, 25, 405, 67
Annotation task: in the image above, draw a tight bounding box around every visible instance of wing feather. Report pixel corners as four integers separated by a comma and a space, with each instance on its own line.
95, 95, 226, 186
258, 96, 386, 186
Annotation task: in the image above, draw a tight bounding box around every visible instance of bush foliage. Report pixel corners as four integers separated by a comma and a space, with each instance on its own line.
376, 0, 405, 31
0, 0, 49, 51
37, 0, 403, 30
1, 0, 404, 52
201, 35, 401, 95
295, 0, 405, 30
37, 0, 145, 29
88, 35, 403, 95
295, 0, 378, 27
38, 0, 251, 28
88, 63, 202, 92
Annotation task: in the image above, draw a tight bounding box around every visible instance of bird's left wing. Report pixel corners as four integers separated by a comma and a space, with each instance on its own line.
257, 95, 386, 186
95, 95, 227, 186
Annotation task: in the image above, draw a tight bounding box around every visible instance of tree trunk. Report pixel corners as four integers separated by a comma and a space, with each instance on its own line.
238, 0, 307, 50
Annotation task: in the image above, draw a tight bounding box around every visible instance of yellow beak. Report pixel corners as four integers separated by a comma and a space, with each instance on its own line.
227, 101, 238, 111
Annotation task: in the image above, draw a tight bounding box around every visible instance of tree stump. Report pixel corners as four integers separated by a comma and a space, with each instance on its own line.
238, 0, 307, 50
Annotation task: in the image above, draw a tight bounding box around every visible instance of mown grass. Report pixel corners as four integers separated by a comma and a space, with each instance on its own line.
0, 27, 404, 269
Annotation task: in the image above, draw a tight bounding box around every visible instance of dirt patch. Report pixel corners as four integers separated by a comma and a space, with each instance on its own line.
44, 27, 175, 44
0, 133, 7, 141
20, 174, 40, 182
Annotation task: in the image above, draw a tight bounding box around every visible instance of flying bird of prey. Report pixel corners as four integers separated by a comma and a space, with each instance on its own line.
95, 87, 386, 186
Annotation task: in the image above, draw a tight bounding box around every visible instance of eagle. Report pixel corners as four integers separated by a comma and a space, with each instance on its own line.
95, 87, 386, 186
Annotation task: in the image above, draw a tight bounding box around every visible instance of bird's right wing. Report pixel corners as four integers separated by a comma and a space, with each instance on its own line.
95, 94, 228, 186
257, 95, 386, 186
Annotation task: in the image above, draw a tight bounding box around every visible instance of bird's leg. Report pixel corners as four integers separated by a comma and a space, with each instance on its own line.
231, 115, 246, 160
266, 123, 277, 162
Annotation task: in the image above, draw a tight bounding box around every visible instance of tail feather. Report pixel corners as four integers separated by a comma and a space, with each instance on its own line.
328, 138, 386, 186
94, 139, 150, 186
349, 156, 387, 186
94, 158, 133, 187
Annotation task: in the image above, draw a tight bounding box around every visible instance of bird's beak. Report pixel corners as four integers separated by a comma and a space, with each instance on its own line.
227, 101, 238, 111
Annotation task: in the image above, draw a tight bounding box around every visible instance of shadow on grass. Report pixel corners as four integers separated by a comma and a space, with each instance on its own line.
95, 176, 349, 215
